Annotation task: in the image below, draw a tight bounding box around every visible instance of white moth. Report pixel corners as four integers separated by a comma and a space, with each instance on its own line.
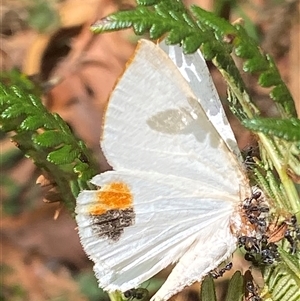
75, 39, 251, 301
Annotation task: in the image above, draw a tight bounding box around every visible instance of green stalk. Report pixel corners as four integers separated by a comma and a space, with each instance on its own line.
258, 133, 300, 213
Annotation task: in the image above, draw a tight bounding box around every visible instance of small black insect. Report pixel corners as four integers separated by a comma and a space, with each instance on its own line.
210, 262, 233, 279
244, 270, 261, 301
238, 236, 260, 253
239, 190, 281, 266
242, 191, 269, 233
240, 235, 279, 266
284, 215, 300, 254
242, 146, 259, 170
78, 152, 89, 163
123, 288, 149, 301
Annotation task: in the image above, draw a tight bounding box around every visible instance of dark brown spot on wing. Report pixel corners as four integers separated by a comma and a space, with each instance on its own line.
91, 207, 135, 241
88, 181, 135, 241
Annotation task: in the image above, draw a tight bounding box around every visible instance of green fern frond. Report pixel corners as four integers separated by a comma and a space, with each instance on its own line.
251, 164, 288, 210
20, 115, 51, 130
91, 0, 297, 119
243, 118, 300, 143
0, 82, 98, 210
279, 248, 300, 282
33, 130, 69, 147
92, 0, 258, 123
92, 0, 206, 53
189, 6, 296, 118
248, 127, 300, 201
262, 260, 300, 301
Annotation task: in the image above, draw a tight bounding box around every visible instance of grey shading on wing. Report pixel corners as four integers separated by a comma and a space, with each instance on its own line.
101, 39, 249, 199
159, 40, 240, 156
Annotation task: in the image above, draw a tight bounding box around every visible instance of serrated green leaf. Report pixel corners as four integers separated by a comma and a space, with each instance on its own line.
20, 115, 49, 130
91, 14, 132, 33
259, 70, 281, 87
225, 271, 244, 301
150, 23, 170, 39
182, 12, 196, 28
263, 265, 300, 301
78, 170, 96, 183
0, 96, 9, 107
0, 83, 9, 96
168, 9, 184, 21
34, 130, 67, 147
155, 4, 170, 18
271, 84, 289, 101
253, 167, 277, 201
29, 94, 46, 110
1, 116, 24, 132
156, 0, 187, 14
10, 86, 24, 99
1, 73, 98, 211
266, 170, 291, 209
200, 275, 217, 301
243, 55, 269, 73
234, 33, 270, 72
270, 84, 296, 117
182, 33, 203, 53
279, 248, 300, 281
191, 5, 236, 36
201, 42, 216, 60
91, 1, 201, 54
166, 28, 187, 45
74, 162, 89, 173
1, 104, 26, 119
47, 145, 80, 164
51, 114, 73, 135
243, 118, 300, 142
133, 20, 149, 35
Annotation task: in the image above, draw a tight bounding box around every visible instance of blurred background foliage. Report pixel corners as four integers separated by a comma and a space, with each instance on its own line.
0, 0, 299, 300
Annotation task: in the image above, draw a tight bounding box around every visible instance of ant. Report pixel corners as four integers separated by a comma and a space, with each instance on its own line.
209, 262, 233, 279
123, 288, 149, 301
244, 270, 261, 301
284, 215, 300, 254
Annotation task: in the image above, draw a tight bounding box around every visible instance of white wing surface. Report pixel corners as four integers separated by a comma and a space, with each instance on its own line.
101, 39, 248, 197
159, 41, 240, 155
76, 171, 237, 299
76, 39, 250, 301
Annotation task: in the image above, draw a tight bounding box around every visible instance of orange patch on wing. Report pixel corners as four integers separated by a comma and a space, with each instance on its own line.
89, 182, 133, 215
